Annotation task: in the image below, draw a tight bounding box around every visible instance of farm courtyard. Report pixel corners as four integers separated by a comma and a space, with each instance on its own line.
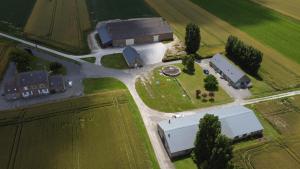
136, 64, 232, 112
0, 78, 159, 169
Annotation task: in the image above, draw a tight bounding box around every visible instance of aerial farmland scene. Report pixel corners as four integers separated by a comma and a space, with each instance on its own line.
0, 0, 299, 168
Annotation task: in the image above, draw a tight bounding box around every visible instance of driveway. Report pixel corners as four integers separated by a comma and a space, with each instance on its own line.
197, 59, 252, 100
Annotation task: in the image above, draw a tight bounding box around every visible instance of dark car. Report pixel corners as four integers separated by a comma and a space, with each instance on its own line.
203, 69, 210, 75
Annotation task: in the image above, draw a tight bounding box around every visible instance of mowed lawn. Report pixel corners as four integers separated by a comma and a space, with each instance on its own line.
192, 0, 300, 64
145, 0, 300, 96
251, 0, 300, 21
86, 0, 157, 24
101, 53, 129, 69
24, 0, 91, 54
0, 78, 159, 169
0, 0, 36, 33
136, 64, 232, 112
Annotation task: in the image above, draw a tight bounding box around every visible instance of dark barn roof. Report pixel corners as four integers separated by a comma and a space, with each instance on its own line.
17, 71, 49, 89
49, 75, 65, 92
98, 18, 173, 43
122, 46, 143, 67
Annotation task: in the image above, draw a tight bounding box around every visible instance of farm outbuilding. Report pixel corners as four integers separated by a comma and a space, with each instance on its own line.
122, 46, 143, 68
210, 54, 251, 89
97, 17, 173, 47
157, 105, 264, 159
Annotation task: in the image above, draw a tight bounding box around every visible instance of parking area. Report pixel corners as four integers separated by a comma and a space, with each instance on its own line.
197, 59, 252, 100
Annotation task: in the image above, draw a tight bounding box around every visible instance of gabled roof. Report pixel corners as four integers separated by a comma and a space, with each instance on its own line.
210, 54, 248, 83
98, 18, 173, 42
17, 71, 49, 88
158, 105, 263, 154
122, 46, 143, 67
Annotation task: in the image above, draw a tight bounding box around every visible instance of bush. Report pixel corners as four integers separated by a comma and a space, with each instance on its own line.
204, 75, 218, 91
196, 90, 202, 99
10, 49, 32, 72
49, 62, 64, 74
182, 55, 195, 74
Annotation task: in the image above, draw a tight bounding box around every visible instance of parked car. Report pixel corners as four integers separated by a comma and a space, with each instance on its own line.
203, 69, 210, 75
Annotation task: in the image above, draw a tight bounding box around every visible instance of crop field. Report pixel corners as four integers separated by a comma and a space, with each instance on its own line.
86, 0, 157, 25
233, 96, 300, 169
24, 0, 91, 54
145, 0, 300, 96
0, 0, 36, 33
0, 43, 12, 80
136, 64, 232, 112
0, 78, 159, 169
251, 0, 300, 21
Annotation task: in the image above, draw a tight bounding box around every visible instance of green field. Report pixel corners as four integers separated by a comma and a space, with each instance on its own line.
24, 0, 91, 54
0, 78, 159, 169
0, 0, 36, 34
192, 0, 300, 64
136, 64, 232, 112
86, 0, 157, 25
101, 53, 129, 69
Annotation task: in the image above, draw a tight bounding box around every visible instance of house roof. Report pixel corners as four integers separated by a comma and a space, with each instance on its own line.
17, 71, 49, 88
98, 18, 172, 41
49, 75, 65, 91
210, 54, 248, 83
158, 105, 263, 154
122, 46, 143, 67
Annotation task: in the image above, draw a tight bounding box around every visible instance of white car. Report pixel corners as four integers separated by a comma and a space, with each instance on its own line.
67, 81, 73, 87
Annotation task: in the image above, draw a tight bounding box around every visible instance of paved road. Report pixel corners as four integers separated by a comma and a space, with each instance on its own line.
2, 32, 300, 169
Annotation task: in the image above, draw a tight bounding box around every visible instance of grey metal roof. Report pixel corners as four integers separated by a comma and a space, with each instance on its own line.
99, 18, 172, 41
49, 75, 65, 91
122, 46, 143, 67
158, 105, 263, 154
210, 54, 247, 83
97, 24, 112, 45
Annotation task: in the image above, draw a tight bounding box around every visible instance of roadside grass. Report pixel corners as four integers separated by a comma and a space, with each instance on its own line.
145, 0, 300, 97
24, 0, 91, 54
250, 0, 300, 21
83, 77, 127, 94
136, 63, 232, 112
0, 78, 159, 169
101, 53, 129, 69
82, 57, 96, 63
86, 0, 157, 25
192, 0, 300, 64
0, 0, 36, 34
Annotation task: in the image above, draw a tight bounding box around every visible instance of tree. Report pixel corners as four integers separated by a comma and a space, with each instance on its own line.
193, 114, 234, 169
182, 55, 195, 74
185, 23, 201, 54
11, 50, 32, 72
204, 75, 218, 91
193, 114, 221, 168
209, 135, 234, 169
49, 62, 64, 74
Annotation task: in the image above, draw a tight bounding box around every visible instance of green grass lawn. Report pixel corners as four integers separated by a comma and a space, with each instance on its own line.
86, 0, 157, 25
192, 0, 300, 64
101, 53, 129, 69
0, 78, 159, 169
82, 57, 96, 63
136, 63, 232, 112
83, 77, 127, 94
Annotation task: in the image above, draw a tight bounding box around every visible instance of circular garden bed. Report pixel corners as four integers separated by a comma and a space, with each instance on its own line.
162, 66, 181, 77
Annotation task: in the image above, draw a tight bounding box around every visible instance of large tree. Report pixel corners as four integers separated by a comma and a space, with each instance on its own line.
204, 75, 218, 91
182, 55, 195, 74
193, 114, 234, 169
185, 23, 201, 54
11, 50, 32, 72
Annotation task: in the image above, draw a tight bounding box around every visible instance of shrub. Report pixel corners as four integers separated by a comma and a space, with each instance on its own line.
204, 75, 218, 91
49, 62, 64, 74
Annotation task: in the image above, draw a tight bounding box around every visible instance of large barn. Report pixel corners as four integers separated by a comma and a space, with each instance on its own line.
97, 17, 173, 47
157, 105, 264, 159
210, 54, 251, 89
